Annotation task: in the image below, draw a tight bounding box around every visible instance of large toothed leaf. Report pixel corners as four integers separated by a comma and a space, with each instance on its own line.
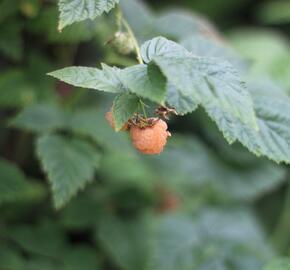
36, 134, 100, 208
155, 55, 257, 129
120, 63, 167, 104
58, 0, 119, 30
10, 104, 68, 133
166, 84, 198, 115
112, 93, 139, 131
142, 37, 257, 130
48, 64, 124, 93
215, 81, 290, 164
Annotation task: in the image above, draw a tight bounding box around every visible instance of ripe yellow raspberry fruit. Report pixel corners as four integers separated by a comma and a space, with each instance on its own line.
130, 118, 171, 155
105, 110, 129, 131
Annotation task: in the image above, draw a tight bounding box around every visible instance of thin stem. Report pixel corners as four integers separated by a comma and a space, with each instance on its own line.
121, 18, 143, 64
115, 5, 122, 31
271, 178, 290, 253
139, 99, 147, 119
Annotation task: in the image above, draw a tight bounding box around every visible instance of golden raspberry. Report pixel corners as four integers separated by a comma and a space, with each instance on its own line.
130, 118, 171, 155
105, 110, 129, 131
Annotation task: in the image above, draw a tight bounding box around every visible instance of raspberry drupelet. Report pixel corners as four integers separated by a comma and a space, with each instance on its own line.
130, 118, 171, 155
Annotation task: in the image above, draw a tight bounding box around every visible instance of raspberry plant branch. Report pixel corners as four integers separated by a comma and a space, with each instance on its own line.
139, 99, 148, 119
120, 16, 143, 64
115, 6, 148, 118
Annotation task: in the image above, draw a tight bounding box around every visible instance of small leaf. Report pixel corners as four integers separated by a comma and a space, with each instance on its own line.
36, 134, 101, 208
141, 36, 190, 63
112, 93, 139, 131
48, 64, 124, 93
121, 63, 167, 103
58, 0, 119, 30
10, 104, 68, 133
0, 159, 36, 204
0, 19, 22, 61
0, 70, 29, 108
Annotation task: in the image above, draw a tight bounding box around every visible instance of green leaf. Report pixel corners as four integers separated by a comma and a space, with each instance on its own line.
155, 56, 257, 128
120, 63, 167, 104
7, 221, 67, 258
48, 64, 124, 93
112, 93, 139, 131
36, 134, 100, 208
97, 214, 154, 270
150, 208, 273, 270
0, 246, 25, 270
157, 56, 257, 128
10, 104, 68, 133
0, 159, 38, 204
27, 7, 96, 43
141, 37, 190, 63
213, 80, 290, 164
150, 136, 286, 202
0, 19, 23, 61
0, 70, 31, 108
263, 258, 290, 270
0, 0, 19, 23
100, 150, 156, 188
58, 0, 119, 30
69, 109, 133, 152
166, 83, 198, 115
180, 35, 245, 69
25, 257, 62, 270
60, 195, 100, 229
63, 246, 100, 270
142, 38, 257, 131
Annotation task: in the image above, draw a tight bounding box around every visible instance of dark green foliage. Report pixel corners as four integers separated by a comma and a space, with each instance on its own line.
1, 0, 290, 269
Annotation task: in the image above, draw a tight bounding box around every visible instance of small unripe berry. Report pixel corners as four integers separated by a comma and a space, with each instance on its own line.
112, 31, 135, 55
130, 118, 171, 155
